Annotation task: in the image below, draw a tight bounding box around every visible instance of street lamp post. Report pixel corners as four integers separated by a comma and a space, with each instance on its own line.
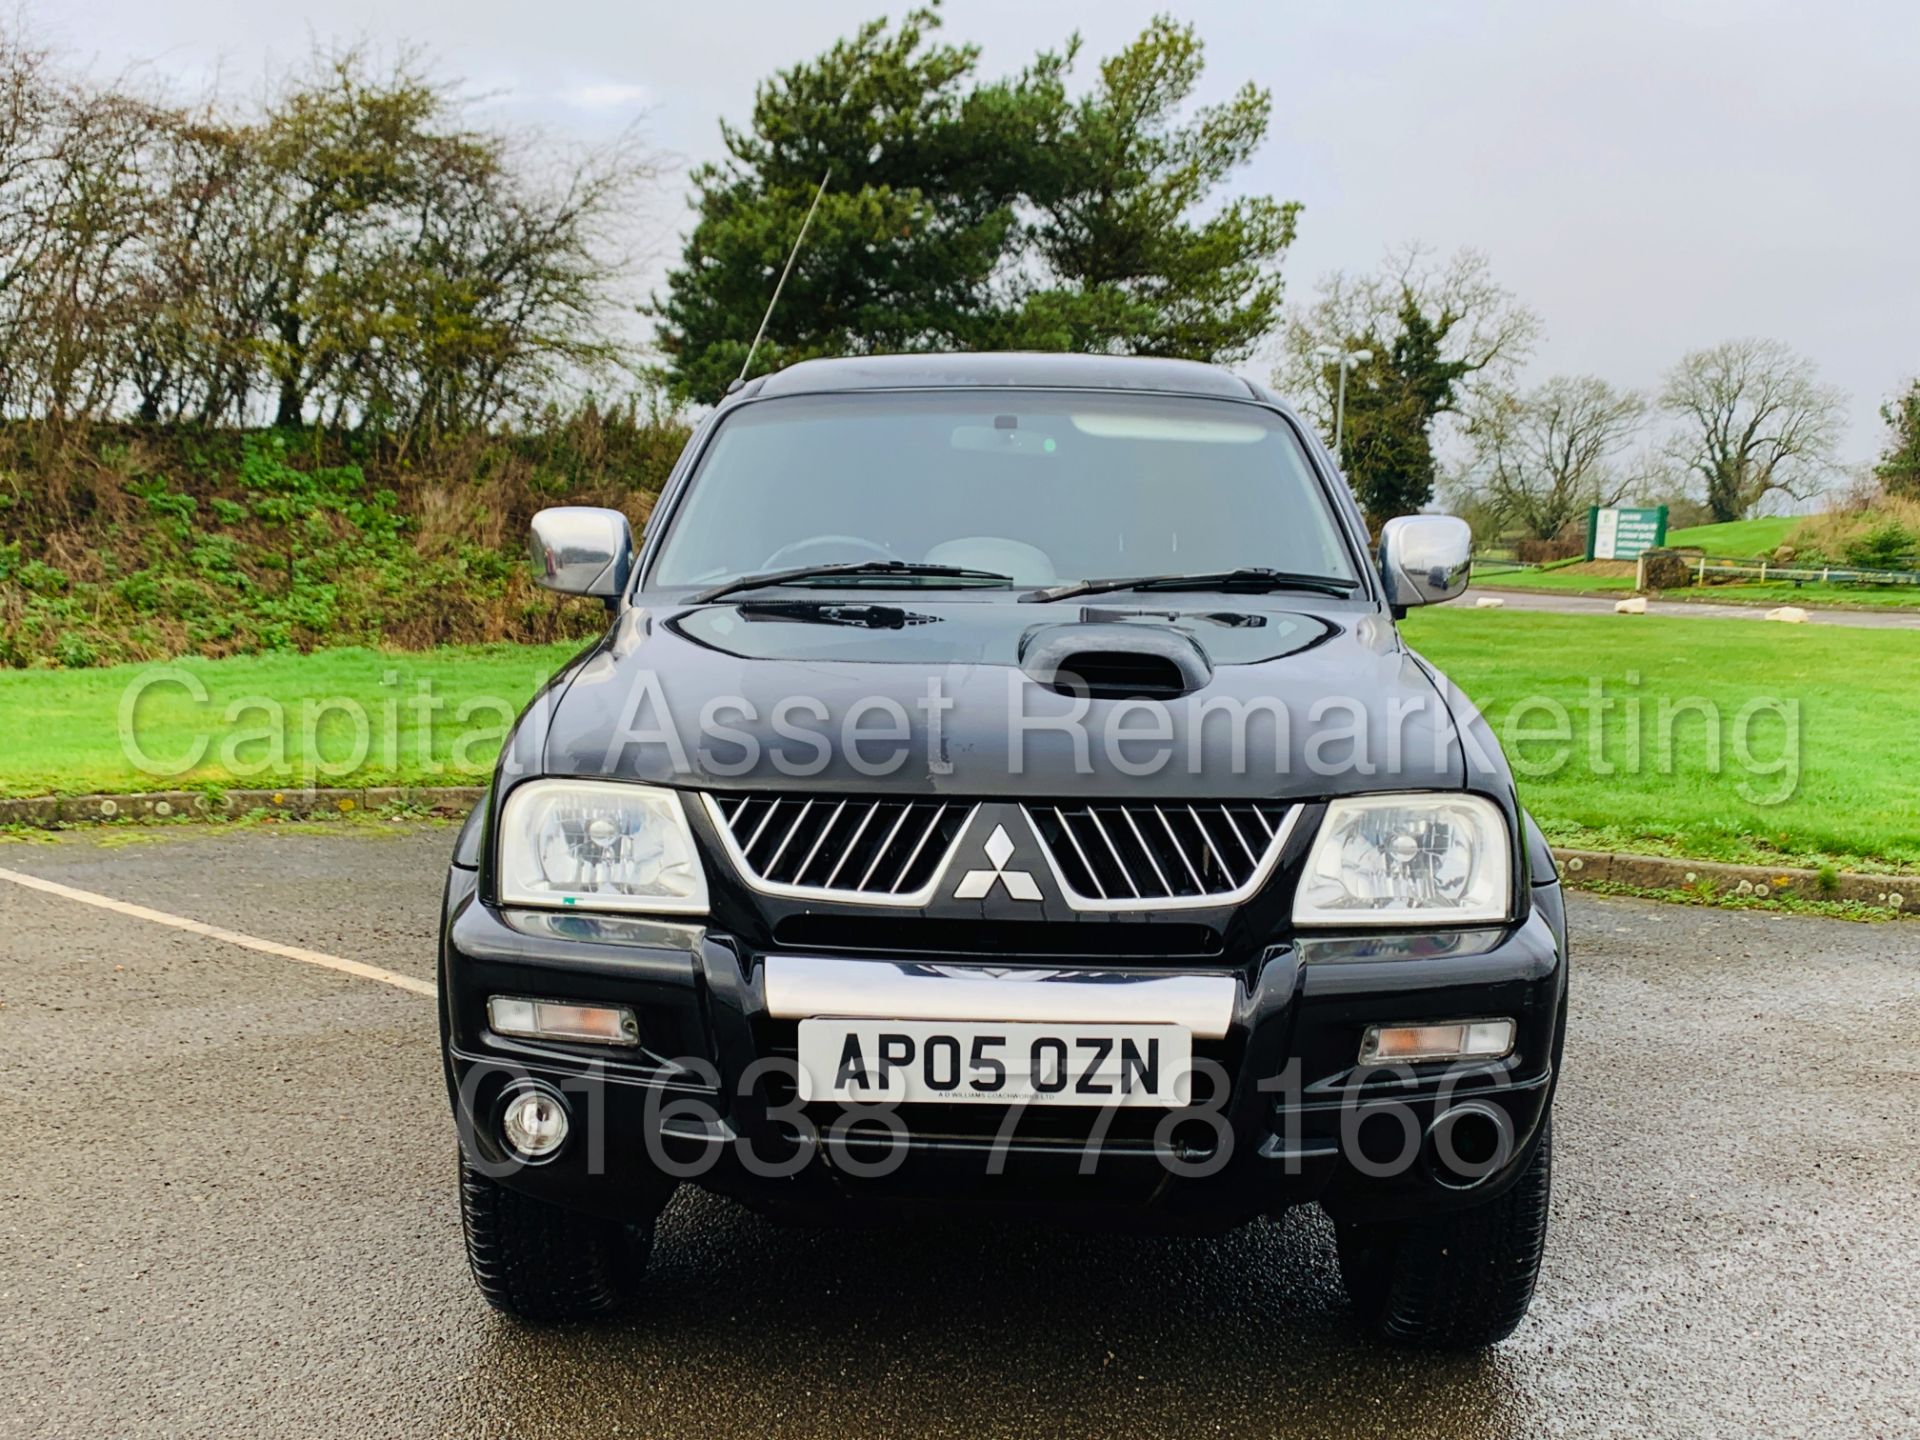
1312, 343, 1374, 458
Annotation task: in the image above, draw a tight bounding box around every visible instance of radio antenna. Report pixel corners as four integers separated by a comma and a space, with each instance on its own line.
736, 168, 832, 387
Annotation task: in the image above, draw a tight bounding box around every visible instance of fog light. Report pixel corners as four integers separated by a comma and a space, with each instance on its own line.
488, 995, 639, 1047
500, 1086, 570, 1159
1359, 1019, 1514, 1065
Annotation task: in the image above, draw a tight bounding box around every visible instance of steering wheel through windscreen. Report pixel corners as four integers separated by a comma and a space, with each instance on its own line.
760, 535, 902, 569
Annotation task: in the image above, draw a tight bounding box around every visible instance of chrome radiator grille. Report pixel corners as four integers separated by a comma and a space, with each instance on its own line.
704, 792, 1294, 910
1023, 800, 1294, 906
704, 795, 974, 904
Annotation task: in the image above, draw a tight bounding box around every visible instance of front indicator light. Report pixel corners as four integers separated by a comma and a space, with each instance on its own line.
488, 995, 640, 1047
1359, 1019, 1515, 1065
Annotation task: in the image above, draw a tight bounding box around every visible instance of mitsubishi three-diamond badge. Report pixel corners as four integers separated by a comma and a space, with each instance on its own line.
951, 824, 1042, 901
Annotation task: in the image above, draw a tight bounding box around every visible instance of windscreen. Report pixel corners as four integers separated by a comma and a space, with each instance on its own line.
648, 391, 1357, 589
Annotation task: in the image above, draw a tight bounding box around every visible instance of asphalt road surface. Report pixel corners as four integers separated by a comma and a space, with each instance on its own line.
1464, 586, 1920, 629
4, 823, 1917, 1440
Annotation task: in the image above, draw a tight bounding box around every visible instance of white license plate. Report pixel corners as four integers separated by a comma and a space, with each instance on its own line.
796, 1019, 1191, 1106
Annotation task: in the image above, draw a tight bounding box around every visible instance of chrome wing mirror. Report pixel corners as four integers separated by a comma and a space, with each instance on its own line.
1379, 515, 1472, 609
528, 506, 635, 606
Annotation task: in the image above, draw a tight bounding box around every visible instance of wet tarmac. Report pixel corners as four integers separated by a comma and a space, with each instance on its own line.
3, 823, 1916, 1438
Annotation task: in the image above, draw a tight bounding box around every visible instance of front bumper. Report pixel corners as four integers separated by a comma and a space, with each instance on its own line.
440, 869, 1568, 1231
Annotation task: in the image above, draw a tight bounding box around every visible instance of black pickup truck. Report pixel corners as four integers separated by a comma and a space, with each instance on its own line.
440, 353, 1566, 1348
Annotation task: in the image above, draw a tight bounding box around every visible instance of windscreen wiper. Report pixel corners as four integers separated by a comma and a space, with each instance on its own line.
690, 561, 1014, 604
1025, 567, 1361, 603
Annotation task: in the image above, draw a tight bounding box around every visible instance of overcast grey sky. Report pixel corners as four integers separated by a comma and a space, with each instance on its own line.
42, 0, 1920, 464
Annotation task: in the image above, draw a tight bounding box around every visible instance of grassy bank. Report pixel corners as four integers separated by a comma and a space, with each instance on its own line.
1654, 581, 1920, 610
0, 410, 685, 668
3, 609, 1916, 873
1665, 516, 1799, 552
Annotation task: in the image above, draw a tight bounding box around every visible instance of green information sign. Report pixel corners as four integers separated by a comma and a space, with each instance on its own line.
1586, 505, 1669, 561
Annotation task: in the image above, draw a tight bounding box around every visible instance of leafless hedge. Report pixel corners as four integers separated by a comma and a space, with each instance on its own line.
0, 31, 660, 443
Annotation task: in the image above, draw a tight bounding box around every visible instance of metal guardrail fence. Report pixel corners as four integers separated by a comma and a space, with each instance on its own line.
1467, 552, 1920, 588
1663, 553, 1920, 587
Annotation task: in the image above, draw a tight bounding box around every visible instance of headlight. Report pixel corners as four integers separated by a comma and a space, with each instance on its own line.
1293, 793, 1511, 926
498, 780, 708, 914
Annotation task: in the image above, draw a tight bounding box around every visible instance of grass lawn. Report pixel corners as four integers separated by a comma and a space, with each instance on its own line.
1402, 607, 1920, 872
1666, 580, 1920, 609
0, 641, 586, 799
1665, 515, 1799, 554
1476, 563, 1638, 594
4, 615, 1917, 873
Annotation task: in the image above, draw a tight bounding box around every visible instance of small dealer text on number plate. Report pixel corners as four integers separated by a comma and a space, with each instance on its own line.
796, 1019, 1192, 1106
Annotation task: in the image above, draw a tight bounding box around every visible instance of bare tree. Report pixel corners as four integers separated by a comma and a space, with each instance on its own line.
27, 86, 176, 421
119, 107, 268, 424
1465, 376, 1647, 540
1659, 338, 1845, 522
1275, 244, 1540, 436
253, 46, 659, 436
332, 120, 655, 442
1270, 245, 1540, 523
0, 31, 659, 433
0, 30, 63, 414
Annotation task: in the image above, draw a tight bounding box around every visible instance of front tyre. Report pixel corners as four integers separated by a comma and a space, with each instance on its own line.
1334, 1118, 1552, 1349
459, 1150, 652, 1322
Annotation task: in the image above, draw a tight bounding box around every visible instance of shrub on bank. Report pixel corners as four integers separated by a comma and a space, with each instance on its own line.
1787, 496, 1920, 572
0, 402, 690, 668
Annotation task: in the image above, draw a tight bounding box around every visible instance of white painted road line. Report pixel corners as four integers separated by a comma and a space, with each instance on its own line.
0, 864, 436, 998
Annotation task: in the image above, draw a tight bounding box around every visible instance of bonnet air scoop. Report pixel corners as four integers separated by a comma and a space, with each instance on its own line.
1019, 622, 1213, 700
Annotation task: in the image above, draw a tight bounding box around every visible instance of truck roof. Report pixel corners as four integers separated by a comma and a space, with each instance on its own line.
746, 352, 1263, 401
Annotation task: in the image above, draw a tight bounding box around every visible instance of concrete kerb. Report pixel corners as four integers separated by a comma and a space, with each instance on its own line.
1551, 848, 1909, 912
0, 785, 487, 828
